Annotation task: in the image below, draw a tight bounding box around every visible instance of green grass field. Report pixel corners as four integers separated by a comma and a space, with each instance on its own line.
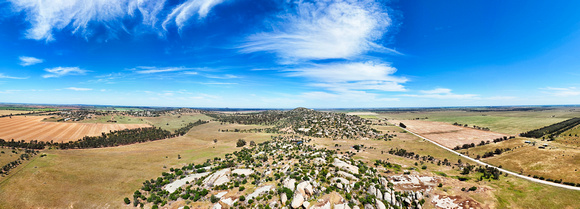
81, 115, 146, 124
143, 114, 214, 132
378, 110, 576, 135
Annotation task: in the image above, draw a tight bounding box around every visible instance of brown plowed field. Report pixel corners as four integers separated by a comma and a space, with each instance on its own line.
391, 120, 507, 148
0, 116, 151, 142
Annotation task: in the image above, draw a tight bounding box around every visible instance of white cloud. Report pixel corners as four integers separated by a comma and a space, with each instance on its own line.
205, 74, 239, 79
240, 0, 393, 61
289, 62, 407, 92
403, 88, 479, 99
0, 73, 28, 79
132, 66, 194, 74
9, 0, 136, 41
7, 0, 223, 41
486, 96, 517, 100
128, 0, 167, 27
541, 87, 580, 97
43, 67, 88, 78
65, 87, 92, 91
202, 82, 237, 85
162, 0, 227, 31
19, 56, 44, 66
88, 73, 125, 84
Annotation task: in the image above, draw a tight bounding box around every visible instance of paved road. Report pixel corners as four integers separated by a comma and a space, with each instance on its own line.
401, 127, 580, 191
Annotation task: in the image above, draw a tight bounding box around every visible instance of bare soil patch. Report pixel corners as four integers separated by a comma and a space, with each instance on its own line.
392, 120, 507, 148
0, 116, 150, 142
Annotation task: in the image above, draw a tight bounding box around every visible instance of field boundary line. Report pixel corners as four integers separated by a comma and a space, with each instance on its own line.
0, 153, 40, 186
401, 127, 580, 191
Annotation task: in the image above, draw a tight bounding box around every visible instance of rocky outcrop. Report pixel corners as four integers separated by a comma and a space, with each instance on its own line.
333, 159, 359, 174
296, 181, 314, 197
284, 178, 297, 191
337, 171, 359, 181
232, 169, 253, 176
203, 168, 231, 187
212, 203, 222, 209
375, 199, 386, 209
291, 193, 304, 208
334, 203, 351, 209
281, 193, 288, 204
303, 201, 310, 209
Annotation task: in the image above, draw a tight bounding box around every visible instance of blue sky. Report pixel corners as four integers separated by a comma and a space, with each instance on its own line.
1, 0, 580, 108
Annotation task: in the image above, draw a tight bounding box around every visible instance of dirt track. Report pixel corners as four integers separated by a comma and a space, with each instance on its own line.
392, 120, 507, 148
0, 116, 150, 142
402, 126, 580, 191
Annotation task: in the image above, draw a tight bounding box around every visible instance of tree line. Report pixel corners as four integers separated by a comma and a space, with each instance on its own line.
520, 117, 580, 138
453, 136, 515, 150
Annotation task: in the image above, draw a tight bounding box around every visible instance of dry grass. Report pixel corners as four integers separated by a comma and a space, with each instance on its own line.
0, 110, 30, 116
461, 138, 527, 159
0, 122, 272, 208
482, 142, 580, 183
556, 124, 580, 146
0, 148, 22, 166
391, 120, 507, 148
0, 116, 150, 142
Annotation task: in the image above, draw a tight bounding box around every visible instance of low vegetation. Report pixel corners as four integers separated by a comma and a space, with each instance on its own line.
520, 117, 580, 139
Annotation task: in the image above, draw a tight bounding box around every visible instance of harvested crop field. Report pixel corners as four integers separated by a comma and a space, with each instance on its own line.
0, 110, 30, 116
391, 120, 507, 148
0, 116, 150, 142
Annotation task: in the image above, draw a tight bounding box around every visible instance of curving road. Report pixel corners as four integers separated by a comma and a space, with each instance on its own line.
401, 127, 580, 191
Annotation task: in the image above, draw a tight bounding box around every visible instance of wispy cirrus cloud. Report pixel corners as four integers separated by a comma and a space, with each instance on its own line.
7, 0, 224, 41
8, 0, 138, 41
402, 88, 479, 99
131, 66, 195, 74
65, 87, 92, 91
19, 56, 43, 66
204, 74, 239, 79
162, 0, 228, 31
0, 73, 28, 79
541, 87, 580, 97
240, 0, 394, 61
43, 67, 88, 78
202, 82, 237, 85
